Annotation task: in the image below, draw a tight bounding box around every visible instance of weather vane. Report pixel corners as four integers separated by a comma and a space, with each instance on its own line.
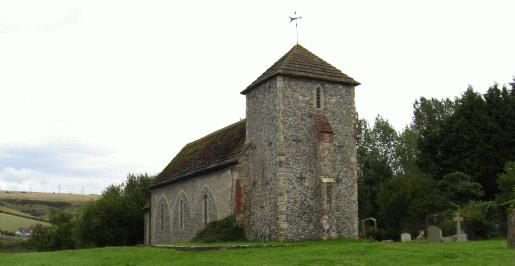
289, 11, 302, 44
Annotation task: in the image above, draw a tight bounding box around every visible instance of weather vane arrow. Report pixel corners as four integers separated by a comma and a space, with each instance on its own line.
290, 11, 302, 44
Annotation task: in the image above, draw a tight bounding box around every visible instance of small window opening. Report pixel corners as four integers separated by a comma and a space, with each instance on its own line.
179, 199, 184, 230
161, 203, 164, 230
203, 195, 208, 227
316, 87, 321, 109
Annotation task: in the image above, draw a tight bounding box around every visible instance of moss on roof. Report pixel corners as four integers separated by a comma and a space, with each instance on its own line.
150, 120, 246, 188
241, 44, 360, 95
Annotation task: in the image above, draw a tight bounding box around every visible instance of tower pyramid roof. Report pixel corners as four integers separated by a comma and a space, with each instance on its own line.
241, 44, 359, 94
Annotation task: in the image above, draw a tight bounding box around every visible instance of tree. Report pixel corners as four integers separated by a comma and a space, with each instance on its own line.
414, 96, 457, 179
358, 158, 393, 220
418, 81, 515, 200
395, 126, 420, 175
377, 172, 439, 229
29, 211, 76, 251
76, 173, 154, 247
496, 161, 515, 208
356, 113, 399, 174
438, 172, 484, 206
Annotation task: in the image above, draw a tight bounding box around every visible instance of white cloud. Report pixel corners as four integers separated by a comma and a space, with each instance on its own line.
0, 167, 39, 184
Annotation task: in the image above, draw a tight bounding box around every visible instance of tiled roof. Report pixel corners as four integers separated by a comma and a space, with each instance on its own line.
241, 44, 360, 94
150, 120, 246, 188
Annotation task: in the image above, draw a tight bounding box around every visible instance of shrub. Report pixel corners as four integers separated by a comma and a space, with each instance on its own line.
191, 214, 246, 243
29, 224, 52, 252
75, 173, 154, 247
0, 238, 32, 253
29, 211, 76, 252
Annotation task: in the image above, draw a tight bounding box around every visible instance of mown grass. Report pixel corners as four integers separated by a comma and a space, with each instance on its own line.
0, 213, 49, 232
1, 238, 514, 266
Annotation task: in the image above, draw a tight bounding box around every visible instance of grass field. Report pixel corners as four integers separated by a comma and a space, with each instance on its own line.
1, 238, 514, 265
0, 213, 49, 232
0, 190, 101, 224
0, 190, 100, 202
0, 205, 38, 219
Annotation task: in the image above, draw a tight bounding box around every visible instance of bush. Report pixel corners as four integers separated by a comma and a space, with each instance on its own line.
380, 228, 401, 241
438, 217, 455, 237
191, 214, 246, 243
29, 224, 52, 252
29, 211, 76, 252
0, 238, 32, 253
75, 173, 154, 247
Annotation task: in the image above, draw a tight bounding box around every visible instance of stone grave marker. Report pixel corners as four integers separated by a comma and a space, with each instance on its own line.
427, 225, 442, 244
452, 213, 467, 242
508, 208, 515, 248
452, 213, 463, 235
401, 233, 411, 242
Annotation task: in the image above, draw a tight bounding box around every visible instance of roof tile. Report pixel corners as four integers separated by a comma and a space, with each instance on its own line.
150, 120, 246, 188
241, 44, 360, 94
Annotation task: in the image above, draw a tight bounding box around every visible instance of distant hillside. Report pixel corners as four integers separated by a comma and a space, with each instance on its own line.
0, 213, 50, 233
0, 190, 101, 224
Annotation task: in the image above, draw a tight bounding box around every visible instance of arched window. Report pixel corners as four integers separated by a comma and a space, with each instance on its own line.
203, 195, 208, 227
161, 203, 164, 230
180, 199, 184, 230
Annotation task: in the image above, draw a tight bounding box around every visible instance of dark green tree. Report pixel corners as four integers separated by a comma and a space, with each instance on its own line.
438, 172, 484, 206
496, 161, 515, 208
29, 211, 76, 251
377, 172, 439, 229
358, 158, 393, 220
75, 173, 154, 247
417, 80, 515, 200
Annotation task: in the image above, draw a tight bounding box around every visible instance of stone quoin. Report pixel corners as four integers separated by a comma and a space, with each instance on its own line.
144, 45, 360, 244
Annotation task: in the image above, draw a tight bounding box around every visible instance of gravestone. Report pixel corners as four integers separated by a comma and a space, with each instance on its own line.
452, 213, 464, 235
427, 225, 442, 244
452, 213, 467, 242
401, 233, 411, 242
441, 236, 453, 242
508, 208, 515, 248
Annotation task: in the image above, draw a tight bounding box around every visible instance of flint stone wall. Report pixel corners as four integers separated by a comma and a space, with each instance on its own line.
149, 166, 236, 244
240, 75, 358, 241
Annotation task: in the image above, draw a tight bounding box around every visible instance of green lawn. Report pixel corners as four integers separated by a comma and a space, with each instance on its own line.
1, 238, 514, 266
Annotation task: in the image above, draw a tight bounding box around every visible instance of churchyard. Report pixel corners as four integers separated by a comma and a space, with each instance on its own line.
1, 237, 514, 265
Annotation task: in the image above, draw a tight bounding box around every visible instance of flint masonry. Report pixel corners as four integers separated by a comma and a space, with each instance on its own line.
144, 45, 360, 244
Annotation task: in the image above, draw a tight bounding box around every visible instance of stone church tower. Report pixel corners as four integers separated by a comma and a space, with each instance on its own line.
236, 44, 360, 241
146, 44, 359, 245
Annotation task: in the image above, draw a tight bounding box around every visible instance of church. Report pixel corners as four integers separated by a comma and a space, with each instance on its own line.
144, 44, 360, 245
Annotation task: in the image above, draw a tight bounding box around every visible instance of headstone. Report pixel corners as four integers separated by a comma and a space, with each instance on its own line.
508, 208, 515, 248
427, 225, 442, 244
453, 234, 467, 242
401, 233, 411, 242
452, 213, 464, 235
441, 236, 453, 242
381, 240, 393, 243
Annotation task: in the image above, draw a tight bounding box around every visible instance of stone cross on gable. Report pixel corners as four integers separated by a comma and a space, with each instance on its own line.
453, 213, 464, 235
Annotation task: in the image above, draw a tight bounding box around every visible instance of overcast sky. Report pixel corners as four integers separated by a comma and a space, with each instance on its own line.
1, 1, 513, 195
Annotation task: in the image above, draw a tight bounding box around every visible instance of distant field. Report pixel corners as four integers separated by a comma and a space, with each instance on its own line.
0, 190, 100, 202
0, 190, 102, 226
0, 206, 37, 219
0, 213, 49, 233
